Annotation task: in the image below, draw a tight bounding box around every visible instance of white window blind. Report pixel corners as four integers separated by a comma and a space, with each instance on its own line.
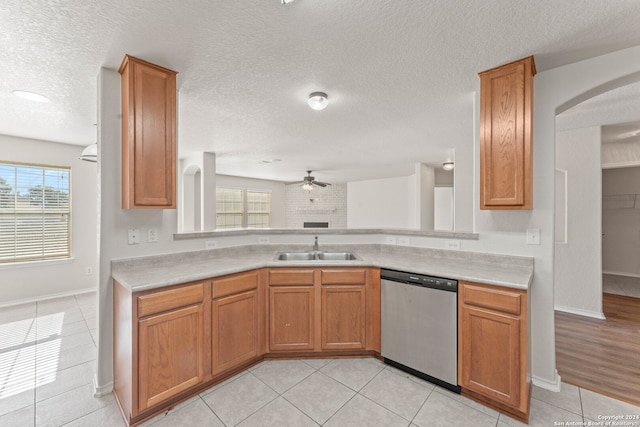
216, 188, 244, 229
247, 191, 270, 228
215, 188, 271, 229
0, 162, 71, 263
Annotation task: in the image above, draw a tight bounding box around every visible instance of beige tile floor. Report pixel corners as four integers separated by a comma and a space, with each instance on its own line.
603, 273, 640, 298
1, 294, 639, 426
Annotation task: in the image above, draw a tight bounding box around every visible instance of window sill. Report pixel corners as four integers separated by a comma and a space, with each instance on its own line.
0, 257, 75, 271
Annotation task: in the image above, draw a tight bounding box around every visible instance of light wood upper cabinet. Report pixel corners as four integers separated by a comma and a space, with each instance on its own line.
458, 281, 530, 422
119, 55, 177, 209
479, 56, 536, 210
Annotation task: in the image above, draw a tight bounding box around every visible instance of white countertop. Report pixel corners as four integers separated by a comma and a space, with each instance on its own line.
111, 244, 533, 293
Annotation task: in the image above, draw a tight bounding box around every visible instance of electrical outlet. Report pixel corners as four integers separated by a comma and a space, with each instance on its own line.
445, 240, 461, 250
205, 240, 217, 249
85, 267, 93, 275
147, 228, 158, 243
526, 228, 541, 245
127, 229, 140, 245
385, 236, 397, 245
398, 237, 410, 246
258, 236, 270, 244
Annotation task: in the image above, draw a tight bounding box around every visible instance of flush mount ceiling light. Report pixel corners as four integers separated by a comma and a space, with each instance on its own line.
79, 143, 97, 162
442, 161, 454, 171
13, 90, 50, 103
281, 0, 295, 4
308, 92, 328, 111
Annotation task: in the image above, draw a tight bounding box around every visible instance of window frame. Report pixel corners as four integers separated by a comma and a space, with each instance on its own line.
0, 160, 72, 264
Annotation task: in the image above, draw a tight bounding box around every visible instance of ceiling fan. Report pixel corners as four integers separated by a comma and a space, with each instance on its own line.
299, 170, 331, 190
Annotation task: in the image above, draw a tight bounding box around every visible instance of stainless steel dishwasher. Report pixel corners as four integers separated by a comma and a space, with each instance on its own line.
381, 268, 460, 392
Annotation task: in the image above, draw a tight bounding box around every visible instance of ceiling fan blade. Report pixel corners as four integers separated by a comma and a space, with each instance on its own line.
313, 181, 330, 187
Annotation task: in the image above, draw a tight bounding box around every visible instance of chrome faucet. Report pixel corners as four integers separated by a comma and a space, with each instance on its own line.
313, 236, 319, 251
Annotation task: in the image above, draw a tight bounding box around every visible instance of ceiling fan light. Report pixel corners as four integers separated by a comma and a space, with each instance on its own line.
302, 182, 314, 191
308, 92, 328, 110
442, 161, 454, 171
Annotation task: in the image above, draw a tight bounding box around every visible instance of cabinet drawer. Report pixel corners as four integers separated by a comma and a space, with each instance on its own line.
213, 271, 258, 299
321, 269, 366, 285
268, 269, 315, 286
461, 283, 522, 315
138, 283, 205, 317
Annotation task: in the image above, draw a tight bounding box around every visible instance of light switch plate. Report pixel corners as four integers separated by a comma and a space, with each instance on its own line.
127, 229, 140, 245
526, 228, 541, 245
205, 240, 217, 249
258, 236, 270, 244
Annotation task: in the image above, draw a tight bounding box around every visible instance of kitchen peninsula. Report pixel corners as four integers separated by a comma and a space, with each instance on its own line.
112, 236, 533, 425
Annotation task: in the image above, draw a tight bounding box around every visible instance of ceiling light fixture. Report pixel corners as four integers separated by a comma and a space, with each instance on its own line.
79, 143, 98, 162
302, 182, 314, 191
308, 92, 328, 111
442, 161, 454, 171
13, 90, 50, 103
281, 0, 295, 4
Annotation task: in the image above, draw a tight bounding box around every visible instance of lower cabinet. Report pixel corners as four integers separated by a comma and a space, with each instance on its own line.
267, 267, 375, 353
114, 280, 210, 424
138, 303, 205, 411
268, 269, 315, 352
113, 266, 379, 426
211, 271, 262, 374
321, 269, 367, 350
458, 281, 530, 422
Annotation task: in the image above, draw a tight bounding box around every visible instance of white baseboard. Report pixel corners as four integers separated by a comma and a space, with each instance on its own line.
554, 304, 606, 320
0, 288, 96, 308
532, 369, 561, 392
93, 374, 114, 397
603, 270, 640, 279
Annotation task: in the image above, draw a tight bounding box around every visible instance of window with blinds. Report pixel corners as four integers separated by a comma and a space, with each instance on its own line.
216, 188, 271, 229
247, 191, 270, 228
0, 162, 71, 263
216, 188, 244, 229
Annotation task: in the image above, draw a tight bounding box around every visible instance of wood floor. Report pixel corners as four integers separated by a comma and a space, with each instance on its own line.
555, 293, 640, 406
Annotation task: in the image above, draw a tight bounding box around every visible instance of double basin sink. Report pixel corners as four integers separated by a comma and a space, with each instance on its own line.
275, 251, 360, 261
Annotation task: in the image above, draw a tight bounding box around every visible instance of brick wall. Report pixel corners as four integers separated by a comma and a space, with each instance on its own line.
285, 183, 347, 228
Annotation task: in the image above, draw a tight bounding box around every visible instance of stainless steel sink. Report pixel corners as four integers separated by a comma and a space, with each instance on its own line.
274, 251, 360, 261
275, 252, 316, 261
316, 252, 358, 260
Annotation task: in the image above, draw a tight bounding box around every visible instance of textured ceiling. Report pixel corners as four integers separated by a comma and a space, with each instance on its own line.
1, 0, 640, 183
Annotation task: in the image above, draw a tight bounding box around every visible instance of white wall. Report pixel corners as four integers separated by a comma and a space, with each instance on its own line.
216, 174, 286, 228
602, 167, 640, 277
554, 127, 603, 318
0, 135, 97, 305
347, 175, 416, 228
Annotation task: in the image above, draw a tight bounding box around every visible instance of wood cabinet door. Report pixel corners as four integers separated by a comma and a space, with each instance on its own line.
138, 304, 205, 412
479, 56, 535, 210
120, 55, 177, 209
321, 285, 366, 350
459, 305, 521, 408
269, 286, 314, 351
212, 289, 258, 375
